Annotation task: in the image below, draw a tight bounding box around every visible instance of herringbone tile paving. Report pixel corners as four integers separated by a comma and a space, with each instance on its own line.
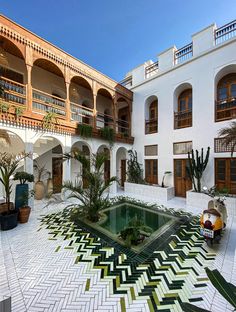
1, 199, 235, 311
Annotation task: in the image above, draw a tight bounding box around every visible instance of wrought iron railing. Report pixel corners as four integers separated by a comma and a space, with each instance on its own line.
215, 19, 236, 45
175, 43, 193, 64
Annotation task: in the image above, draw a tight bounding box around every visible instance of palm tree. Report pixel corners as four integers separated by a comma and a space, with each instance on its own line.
218, 121, 236, 156
63, 150, 118, 222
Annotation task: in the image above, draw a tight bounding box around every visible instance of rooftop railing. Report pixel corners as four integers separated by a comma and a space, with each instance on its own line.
120, 76, 132, 88
175, 43, 193, 64
145, 61, 159, 79
215, 19, 236, 45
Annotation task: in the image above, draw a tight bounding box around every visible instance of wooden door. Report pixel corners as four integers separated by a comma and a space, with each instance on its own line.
104, 159, 110, 183
52, 157, 63, 193
215, 158, 236, 194
174, 159, 192, 197
145, 159, 158, 184
120, 159, 126, 187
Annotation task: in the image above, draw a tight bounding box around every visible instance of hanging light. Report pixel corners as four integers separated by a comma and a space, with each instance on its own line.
0, 40, 9, 67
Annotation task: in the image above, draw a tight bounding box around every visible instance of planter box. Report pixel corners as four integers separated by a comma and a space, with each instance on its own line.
124, 182, 174, 201
186, 190, 236, 216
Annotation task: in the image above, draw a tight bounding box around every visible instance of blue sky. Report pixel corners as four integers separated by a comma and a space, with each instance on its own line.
1, 0, 236, 81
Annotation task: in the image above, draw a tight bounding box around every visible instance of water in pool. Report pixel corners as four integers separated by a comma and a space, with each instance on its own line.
101, 203, 172, 234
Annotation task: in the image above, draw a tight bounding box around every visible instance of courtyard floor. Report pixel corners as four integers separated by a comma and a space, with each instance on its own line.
1, 191, 236, 312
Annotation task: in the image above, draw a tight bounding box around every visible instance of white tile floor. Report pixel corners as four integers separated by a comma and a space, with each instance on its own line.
1, 192, 236, 312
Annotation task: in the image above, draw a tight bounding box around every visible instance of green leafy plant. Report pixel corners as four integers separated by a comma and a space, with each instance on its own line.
100, 127, 114, 146
0, 102, 10, 114
181, 268, 236, 311
0, 152, 28, 211
13, 171, 34, 184
187, 147, 210, 192
161, 171, 171, 187
77, 123, 93, 138
63, 151, 118, 222
120, 215, 153, 247
14, 106, 24, 120
42, 112, 58, 130
127, 149, 145, 184
33, 161, 47, 182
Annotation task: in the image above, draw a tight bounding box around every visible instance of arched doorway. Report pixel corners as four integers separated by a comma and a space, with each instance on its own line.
71, 141, 91, 188
116, 147, 128, 188
97, 144, 110, 183
33, 136, 63, 194
145, 95, 158, 134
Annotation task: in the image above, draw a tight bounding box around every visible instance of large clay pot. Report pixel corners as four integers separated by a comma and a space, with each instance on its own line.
0, 202, 14, 214
47, 178, 53, 197
34, 181, 45, 200
15, 184, 29, 211
19, 206, 31, 223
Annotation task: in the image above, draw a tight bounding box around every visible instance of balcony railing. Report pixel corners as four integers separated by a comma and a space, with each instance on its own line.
216, 98, 236, 121
0, 77, 26, 106
32, 89, 66, 117
96, 111, 114, 129
175, 43, 193, 64
116, 119, 130, 136
174, 110, 192, 129
215, 19, 236, 45
70, 102, 94, 124
145, 62, 159, 79
145, 118, 158, 134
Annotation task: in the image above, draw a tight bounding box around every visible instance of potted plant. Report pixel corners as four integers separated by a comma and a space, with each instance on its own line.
34, 161, 47, 200
13, 171, 34, 211
100, 127, 114, 146
0, 152, 28, 230
18, 189, 34, 223
77, 123, 93, 138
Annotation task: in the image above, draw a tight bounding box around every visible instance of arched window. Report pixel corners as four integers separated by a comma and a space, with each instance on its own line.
174, 89, 192, 129
178, 89, 192, 113
145, 99, 158, 134
216, 74, 236, 121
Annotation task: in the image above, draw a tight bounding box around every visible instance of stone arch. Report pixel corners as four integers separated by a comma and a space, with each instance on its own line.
116, 146, 128, 187
173, 82, 192, 112
0, 35, 27, 84
32, 58, 66, 98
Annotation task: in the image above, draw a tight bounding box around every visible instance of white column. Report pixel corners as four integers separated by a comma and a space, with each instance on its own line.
24, 142, 34, 208
109, 148, 117, 195
63, 146, 71, 182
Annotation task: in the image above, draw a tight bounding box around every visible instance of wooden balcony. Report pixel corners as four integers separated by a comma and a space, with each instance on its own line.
0, 76, 26, 107
174, 110, 192, 129
145, 118, 157, 134
0, 77, 133, 143
32, 89, 66, 118
216, 98, 236, 121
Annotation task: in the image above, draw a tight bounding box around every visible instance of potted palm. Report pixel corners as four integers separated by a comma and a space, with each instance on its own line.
0, 152, 28, 230
34, 161, 47, 200
13, 171, 34, 211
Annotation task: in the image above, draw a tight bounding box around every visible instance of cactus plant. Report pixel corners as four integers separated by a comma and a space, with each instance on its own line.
187, 147, 210, 192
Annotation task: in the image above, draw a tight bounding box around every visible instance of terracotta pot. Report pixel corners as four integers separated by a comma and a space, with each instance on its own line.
34, 181, 45, 200
18, 206, 31, 223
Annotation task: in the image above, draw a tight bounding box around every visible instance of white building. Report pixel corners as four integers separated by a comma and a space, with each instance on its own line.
0, 14, 236, 201
122, 20, 236, 197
